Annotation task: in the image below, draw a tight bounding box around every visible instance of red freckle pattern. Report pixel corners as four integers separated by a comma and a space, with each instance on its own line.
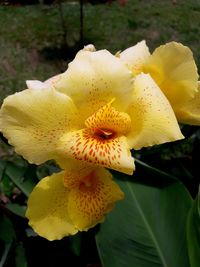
73, 179, 111, 222
67, 168, 124, 230
85, 100, 131, 135
63, 164, 93, 189
61, 129, 130, 173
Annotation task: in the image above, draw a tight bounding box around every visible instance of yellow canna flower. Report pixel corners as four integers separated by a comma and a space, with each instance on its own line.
0, 49, 183, 174
26, 161, 124, 241
119, 41, 200, 125
0, 49, 183, 240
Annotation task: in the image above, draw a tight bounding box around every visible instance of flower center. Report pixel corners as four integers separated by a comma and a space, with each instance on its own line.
93, 128, 116, 140
79, 171, 97, 192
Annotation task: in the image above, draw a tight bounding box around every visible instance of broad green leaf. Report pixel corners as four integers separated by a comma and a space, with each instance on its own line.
187, 189, 200, 267
96, 177, 192, 267
5, 162, 36, 197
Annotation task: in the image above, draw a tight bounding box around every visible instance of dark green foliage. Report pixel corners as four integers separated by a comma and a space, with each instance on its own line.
96, 178, 192, 267
187, 189, 200, 267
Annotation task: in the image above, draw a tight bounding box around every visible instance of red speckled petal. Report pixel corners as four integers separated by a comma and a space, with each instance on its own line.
85, 100, 131, 135
63, 161, 94, 189
126, 73, 184, 149
67, 168, 124, 231
57, 129, 135, 175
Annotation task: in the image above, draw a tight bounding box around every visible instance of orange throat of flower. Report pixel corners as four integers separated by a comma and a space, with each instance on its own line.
92, 128, 116, 140
78, 171, 98, 192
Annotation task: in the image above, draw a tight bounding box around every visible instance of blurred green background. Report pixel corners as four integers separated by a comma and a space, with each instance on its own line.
1, 0, 200, 103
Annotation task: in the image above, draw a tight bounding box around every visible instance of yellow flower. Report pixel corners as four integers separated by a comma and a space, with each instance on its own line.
0, 49, 183, 240
119, 40, 200, 125
26, 162, 124, 241
0, 49, 183, 174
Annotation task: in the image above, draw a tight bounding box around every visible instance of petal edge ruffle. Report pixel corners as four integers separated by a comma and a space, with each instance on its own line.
175, 83, 200, 125
127, 73, 184, 149
143, 42, 199, 109
0, 88, 80, 165
26, 172, 77, 241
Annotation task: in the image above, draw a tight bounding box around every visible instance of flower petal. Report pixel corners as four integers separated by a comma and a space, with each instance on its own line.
83, 44, 96, 52
127, 73, 184, 149
62, 160, 94, 188
85, 100, 131, 136
44, 74, 62, 87
143, 42, 199, 109
58, 129, 135, 175
0, 88, 80, 164
67, 168, 124, 231
175, 83, 200, 125
54, 50, 133, 119
26, 74, 63, 90
26, 172, 77, 241
26, 80, 48, 90
120, 40, 150, 75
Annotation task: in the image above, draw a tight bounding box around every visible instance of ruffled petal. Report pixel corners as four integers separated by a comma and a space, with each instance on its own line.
26, 172, 77, 241
53, 50, 134, 119
44, 74, 62, 87
127, 73, 184, 149
119, 40, 150, 75
83, 44, 96, 52
143, 42, 199, 109
67, 168, 124, 231
26, 80, 48, 90
0, 88, 80, 164
175, 83, 200, 125
57, 129, 135, 175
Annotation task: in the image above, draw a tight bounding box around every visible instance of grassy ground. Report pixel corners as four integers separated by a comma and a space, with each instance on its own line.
0, 0, 200, 104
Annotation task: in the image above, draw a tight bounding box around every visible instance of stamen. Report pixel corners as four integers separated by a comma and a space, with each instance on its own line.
93, 128, 116, 140
79, 171, 97, 192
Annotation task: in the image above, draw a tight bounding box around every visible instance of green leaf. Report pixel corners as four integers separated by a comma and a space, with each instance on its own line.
6, 203, 26, 218
187, 188, 200, 267
0, 213, 16, 267
15, 242, 27, 267
69, 232, 82, 257
1, 173, 14, 197
96, 177, 192, 267
5, 162, 36, 197
0, 161, 7, 178
0, 213, 16, 244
